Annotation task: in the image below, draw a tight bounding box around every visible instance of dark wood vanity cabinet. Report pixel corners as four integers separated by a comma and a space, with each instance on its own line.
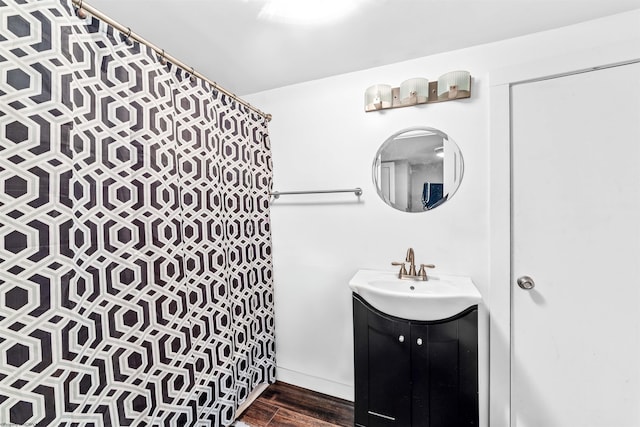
353, 294, 478, 427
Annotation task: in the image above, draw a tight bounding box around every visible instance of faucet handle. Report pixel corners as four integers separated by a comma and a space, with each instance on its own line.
418, 264, 435, 280
391, 262, 408, 277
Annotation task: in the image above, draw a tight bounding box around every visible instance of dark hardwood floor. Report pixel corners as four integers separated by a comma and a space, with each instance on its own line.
236, 381, 354, 427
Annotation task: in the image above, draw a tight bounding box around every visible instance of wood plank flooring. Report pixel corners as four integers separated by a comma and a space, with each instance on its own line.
236, 382, 354, 427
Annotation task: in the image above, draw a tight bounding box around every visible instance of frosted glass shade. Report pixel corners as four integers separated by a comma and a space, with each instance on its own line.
437, 71, 471, 100
400, 77, 429, 104
365, 84, 392, 111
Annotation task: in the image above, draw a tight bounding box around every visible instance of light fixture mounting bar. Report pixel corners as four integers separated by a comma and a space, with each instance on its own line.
365, 77, 472, 113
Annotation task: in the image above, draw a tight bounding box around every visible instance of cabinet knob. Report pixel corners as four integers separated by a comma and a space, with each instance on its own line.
416, 338, 423, 346
398, 335, 405, 343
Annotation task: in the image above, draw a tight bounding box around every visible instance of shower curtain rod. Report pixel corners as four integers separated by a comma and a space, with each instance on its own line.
71, 0, 272, 122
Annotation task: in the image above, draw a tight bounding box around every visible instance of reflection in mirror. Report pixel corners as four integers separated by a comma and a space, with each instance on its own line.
373, 127, 464, 212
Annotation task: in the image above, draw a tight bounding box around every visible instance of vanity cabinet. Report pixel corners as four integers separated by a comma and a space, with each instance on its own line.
353, 293, 478, 427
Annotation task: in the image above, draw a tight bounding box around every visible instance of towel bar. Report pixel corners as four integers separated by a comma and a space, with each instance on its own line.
270, 188, 362, 199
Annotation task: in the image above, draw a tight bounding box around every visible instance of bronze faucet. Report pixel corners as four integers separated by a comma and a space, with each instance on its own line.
392, 247, 435, 281
406, 248, 417, 276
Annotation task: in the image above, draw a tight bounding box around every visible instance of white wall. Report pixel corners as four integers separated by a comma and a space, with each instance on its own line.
245, 8, 640, 426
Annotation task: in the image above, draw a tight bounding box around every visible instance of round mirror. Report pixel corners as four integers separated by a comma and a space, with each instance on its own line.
372, 126, 464, 212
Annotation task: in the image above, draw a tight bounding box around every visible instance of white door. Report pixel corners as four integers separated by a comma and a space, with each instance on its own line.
511, 62, 640, 426
381, 161, 395, 204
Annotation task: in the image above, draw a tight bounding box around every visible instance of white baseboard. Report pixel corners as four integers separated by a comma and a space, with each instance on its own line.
276, 366, 354, 402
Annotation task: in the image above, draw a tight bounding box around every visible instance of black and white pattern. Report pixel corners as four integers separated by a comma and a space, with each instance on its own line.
0, 1, 275, 425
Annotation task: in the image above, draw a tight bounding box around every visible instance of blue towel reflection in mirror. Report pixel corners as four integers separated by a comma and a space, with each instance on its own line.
422, 182, 446, 210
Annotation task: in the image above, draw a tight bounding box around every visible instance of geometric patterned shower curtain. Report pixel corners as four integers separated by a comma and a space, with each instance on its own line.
0, 1, 276, 425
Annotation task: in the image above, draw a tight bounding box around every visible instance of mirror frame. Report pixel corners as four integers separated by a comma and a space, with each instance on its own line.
372, 126, 464, 212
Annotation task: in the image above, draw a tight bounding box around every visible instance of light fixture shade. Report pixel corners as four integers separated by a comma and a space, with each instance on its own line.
365, 84, 392, 111
437, 70, 471, 100
400, 77, 429, 104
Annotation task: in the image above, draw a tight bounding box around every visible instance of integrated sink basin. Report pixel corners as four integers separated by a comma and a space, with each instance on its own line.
349, 269, 481, 321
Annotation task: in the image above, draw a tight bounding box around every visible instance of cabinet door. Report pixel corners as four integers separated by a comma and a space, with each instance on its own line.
411, 309, 478, 427
354, 295, 411, 427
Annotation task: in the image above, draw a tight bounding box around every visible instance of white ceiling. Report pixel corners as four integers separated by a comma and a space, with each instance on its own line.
87, 0, 640, 95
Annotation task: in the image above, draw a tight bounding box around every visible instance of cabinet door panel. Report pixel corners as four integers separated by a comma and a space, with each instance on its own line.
354, 295, 411, 426
367, 310, 411, 426
413, 322, 458, 427
411, 310, 478, 427
458, 309, 479, 426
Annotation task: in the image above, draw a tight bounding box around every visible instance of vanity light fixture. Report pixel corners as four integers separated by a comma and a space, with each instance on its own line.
364, 71, 471, 112
437, 70, 471, 100
365, 84, 393, 111
400, 77, 429, 105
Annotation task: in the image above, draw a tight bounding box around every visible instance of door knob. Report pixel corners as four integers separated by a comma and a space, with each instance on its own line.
416, 338, 423, 346
398, 335, 405, 343
517, 275, 535, 290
